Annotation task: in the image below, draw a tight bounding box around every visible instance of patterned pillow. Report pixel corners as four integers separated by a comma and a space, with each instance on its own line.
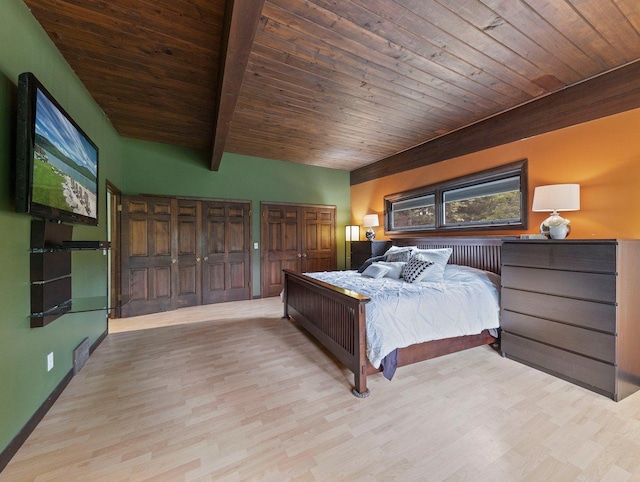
361, 263, 390, 279
384, 247, 414, 262
401, 254, 435, 283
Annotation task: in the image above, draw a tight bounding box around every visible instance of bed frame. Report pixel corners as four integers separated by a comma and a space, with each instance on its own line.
282, 236, 505, 398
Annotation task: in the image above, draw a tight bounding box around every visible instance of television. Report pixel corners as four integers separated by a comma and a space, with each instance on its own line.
15, 72, 99, 226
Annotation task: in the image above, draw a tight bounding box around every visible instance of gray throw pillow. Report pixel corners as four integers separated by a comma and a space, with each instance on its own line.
384, 247, 414, 262
362, 263, 390, 279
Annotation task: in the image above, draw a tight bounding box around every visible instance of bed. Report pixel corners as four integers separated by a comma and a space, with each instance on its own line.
282, 237, 505, 397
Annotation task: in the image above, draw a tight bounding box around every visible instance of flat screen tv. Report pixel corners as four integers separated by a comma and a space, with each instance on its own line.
15, 72, 99, 226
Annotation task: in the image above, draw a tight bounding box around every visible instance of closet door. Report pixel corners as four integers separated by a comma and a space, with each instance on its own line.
261, 203, 336, 298
302, 206, 336, 272
201, 200, 252, 304
261, 204, 303, 298
176, 199, 202, 308
121, 195, 177, 317
121, 195, 251, 317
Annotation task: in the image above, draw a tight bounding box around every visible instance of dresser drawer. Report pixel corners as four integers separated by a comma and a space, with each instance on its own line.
501, 332, 616, 397
501, 266, 616, 303
501, 288, 616, 333
501, 311, 615, 364
502, 242, 616, 273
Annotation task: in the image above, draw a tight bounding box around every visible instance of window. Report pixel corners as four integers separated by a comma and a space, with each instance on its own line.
390, 194, 435, 230
385, 160, 527, 234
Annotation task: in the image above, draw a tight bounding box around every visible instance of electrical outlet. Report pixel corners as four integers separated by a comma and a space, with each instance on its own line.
47, 352, 54, 372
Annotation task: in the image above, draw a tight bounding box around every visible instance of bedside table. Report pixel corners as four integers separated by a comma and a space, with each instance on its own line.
350, 240, 391, 270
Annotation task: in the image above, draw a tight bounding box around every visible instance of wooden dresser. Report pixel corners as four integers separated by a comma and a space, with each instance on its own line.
500, 239, 640, 401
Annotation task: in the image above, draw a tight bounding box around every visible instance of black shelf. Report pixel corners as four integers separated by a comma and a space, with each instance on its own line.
31, 243, 110, 253
29, 219, 113, 328
30, 295, 129, 327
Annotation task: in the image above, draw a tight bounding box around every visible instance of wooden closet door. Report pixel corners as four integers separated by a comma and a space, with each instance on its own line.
201, 200, 251, 304
261, 203, 336, 298
176, 199, 202, 308
121, 195, 177, 317
302, 206, 336, 272
261, 204, 303, 298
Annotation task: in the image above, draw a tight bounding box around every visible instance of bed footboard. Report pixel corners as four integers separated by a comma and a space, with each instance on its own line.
283, 269, 371, 397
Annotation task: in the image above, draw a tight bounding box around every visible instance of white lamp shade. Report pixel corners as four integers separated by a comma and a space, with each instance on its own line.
345, 225, 360, 242
362, 214, 379, 227
532, 184, 580, 212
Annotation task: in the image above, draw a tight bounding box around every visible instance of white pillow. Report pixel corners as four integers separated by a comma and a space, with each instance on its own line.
383, 246, 415, 262
361, 263, 390, 279
412, 248, 453, 282
384, 245, 417, 253
401, 254, 435, 283
376, 261, 405, 279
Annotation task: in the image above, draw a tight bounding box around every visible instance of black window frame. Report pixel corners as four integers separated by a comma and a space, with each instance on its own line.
384, 159, 528, 235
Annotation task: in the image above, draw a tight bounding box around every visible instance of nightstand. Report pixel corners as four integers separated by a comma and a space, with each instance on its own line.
500, 239, 640, 401
350, 240, 391, 270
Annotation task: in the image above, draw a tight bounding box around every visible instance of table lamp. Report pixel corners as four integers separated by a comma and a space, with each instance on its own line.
532, 184, 580, 239
362, 214, 379, 241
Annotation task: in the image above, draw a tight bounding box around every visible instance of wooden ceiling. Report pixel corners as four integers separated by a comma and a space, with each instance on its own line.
24, 0, 640, 173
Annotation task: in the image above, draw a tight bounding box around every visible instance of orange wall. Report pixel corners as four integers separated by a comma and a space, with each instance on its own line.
351, 107, 640, 240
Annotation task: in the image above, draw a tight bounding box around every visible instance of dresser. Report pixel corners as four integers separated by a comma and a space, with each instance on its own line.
500, 239, 640, 401
350, 240, 392, 270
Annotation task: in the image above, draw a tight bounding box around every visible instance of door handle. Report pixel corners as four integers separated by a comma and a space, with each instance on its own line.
302, 253, 307, 257
297, 253, 302, 258
171, 259, 177, 264
204, 256, 208, 261
196, 257, 201, 262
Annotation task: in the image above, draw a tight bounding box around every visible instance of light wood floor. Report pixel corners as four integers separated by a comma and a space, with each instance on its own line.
3, 297, 640, 481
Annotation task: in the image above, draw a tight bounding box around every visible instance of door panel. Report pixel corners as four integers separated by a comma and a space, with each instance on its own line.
121, 196, 177, 316
176, 200, 201, 308
261, 205, 303, 297
261, 203, 336, 297
154, 267, 172, 299
202, 200, 251, 304
302, 206, 336, 273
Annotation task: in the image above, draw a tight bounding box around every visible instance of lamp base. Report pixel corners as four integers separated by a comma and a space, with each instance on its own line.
540, 213, 571, 240
365, 228, 375, 241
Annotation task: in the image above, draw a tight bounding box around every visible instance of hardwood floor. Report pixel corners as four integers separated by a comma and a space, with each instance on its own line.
3, 297, 640, 481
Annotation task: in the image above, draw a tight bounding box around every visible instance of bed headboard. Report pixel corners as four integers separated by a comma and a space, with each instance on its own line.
392, 236, 511, 275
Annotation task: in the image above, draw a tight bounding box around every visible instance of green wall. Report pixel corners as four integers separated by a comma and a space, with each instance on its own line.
121, 139, 351, 296
0, 0, 123, 456
0, 0, 350, 459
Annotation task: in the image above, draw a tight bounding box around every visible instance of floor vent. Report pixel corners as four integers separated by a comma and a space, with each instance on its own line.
73, 337, 90, 375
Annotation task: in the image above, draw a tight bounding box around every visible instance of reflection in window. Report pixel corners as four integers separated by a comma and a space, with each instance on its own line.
391, 194, 435, 230
443, 177, 521, 226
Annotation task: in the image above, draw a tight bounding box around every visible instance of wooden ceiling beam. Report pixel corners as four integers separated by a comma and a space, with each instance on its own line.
210, 0, 266, 170
351, 60, 640, 185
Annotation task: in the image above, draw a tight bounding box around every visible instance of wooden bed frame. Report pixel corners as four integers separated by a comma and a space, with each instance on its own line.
282, 236, 505, 398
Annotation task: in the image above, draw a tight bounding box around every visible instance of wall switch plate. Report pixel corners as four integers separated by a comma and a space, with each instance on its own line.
254, 242, 259, 249
47, 352, 54, 372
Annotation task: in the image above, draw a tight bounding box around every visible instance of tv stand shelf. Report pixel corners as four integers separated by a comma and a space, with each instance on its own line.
29, 220, 112, 328
31, 295, 128, 327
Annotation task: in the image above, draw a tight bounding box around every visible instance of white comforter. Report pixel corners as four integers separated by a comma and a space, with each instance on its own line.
306, 265, 501, 369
